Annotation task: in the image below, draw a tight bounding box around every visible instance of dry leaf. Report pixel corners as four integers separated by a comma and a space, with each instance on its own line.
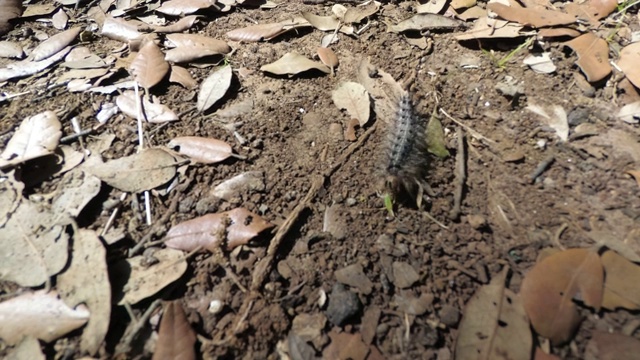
30, 27, 81, 61
157, 0, 216, 16
0, 0, 22, 36
332, 82, 370, 126
565, 0, 617, 26
85, 148, 178, 192
454, 6, 487, 21
6, 337, 45, 360
519, 248, 603, 344
52, 8, 68, 30
618, 42, 640, 89
261, 52, 330, 75
416, 0, 448, 14
152, 15, 199, 33
0, 41, 23, 58
0, 111, 61, 168
534, 348, 561, 360
168, 136, 235, 164
152, 301, 196, 360
317, 47, 338, 73
523, 52, 556, 74
302, 12, 354, 34
455, 17, 522, 40
565, 33, 611, 83
589, 331, 640, 360
0, 46, 71, 82
165, 208, 273, 251
129, 41, 169, 89
210, 171, 265, 201
455, 269, 532, 360
57, 229, 110, 355
197, 65, 233, 112
526, 103, 568, 141
487, 3, 576, 28
165, 33, 231, 62
115, 248, 188, 305
0, 290, 89, 344
226, 18, 311, 42
617, 101, 640, 124
537, 27, 581, 39
343, 1, 380, 23
51, 171, 101, 217
101, 16, 142, 42
388, 13, 463, 32
116, 90, 179, 123
169, 65, 197, 89
601, 250, 640, 310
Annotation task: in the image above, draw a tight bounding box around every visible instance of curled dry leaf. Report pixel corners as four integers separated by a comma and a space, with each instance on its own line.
261, 52, 330, 75
601, 250, 640, 310
317, 47, 338, 73
57, 229, 110, 355
343, 1, 380, 24
157, 0, 216, 16
30, 27, 81, 62
211, 171, 265, 201
388, 14, 463, 32
152, 15, 199, 33
0, 290, 89, 345
0, 46, 71, 82
565, 33, 611, 82
168, 136, 235, 164
0, 0, 22, 36
519, 248, 603, 345
85, 148, 178, 192
152, 301, 196, 360
165, 208, 273, 252
197, 65, 233, 112
6, 337, 45, 360
0, 111, 61, 168
226, 17, 311, 42
589, 331, 640, 360
0, 41, 24, 59
456, 17, 522, 40
332, 82, 370, 126
164, 34, 231, 63
455, 269, 532, 360
487, 3, 576, 28
617, 42, 640, 89
169, 65, 197, 89
115, 248, 188, 305
101, 16, 142, 42
116, 90, 179, 123
129, 41, 169, 89
526, 103, 568, 142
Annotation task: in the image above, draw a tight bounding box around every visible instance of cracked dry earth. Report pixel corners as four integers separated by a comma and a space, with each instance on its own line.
1, 0, 640, 359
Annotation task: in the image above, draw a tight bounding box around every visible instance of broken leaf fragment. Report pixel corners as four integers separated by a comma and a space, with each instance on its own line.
617, 42, 640, 89
116, 90, 179, 123
152, 301, 197, 360
565, 33, 611, 83
261, 52, 330, 76
165, 208, 273, 252
0, 290, 89, 345
455, 269, 532, 360
426, 111, 449, 158
388, 14, 462, 33
168, 136, 236, 164
487, 3, 576, 28
30, 27, 81, 61
601, 250, 640, 310
519, 248, 603, 344
226, 17, 311, 42
0, 111, 61, 168
332, 82, 370, 126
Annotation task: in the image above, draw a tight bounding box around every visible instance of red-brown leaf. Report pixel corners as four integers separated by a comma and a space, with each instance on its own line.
167, 136, 234, 164
129, 41, 169, 89
152, 301, 196, 360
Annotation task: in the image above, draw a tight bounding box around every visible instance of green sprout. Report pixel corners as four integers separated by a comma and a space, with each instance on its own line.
497, 37, 534, 68
383, 193, 395, 217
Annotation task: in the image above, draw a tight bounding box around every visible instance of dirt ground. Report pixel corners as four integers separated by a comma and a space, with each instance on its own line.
1, 0, 640, 359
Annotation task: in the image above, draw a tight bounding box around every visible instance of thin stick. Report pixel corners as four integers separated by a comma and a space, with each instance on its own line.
449, 127, 466, 220
101, 193, 128, 237
529, 154, 555, 184
439, 108, 496, 145
118, 299, 162, 354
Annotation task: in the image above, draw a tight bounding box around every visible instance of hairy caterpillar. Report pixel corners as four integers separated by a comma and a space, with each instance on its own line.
381, 85, 430, 208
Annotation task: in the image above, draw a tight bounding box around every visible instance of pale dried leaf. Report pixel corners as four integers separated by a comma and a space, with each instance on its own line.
388, 13, 462, 32
165, 47, 225, 63
488, 3, 576, 28
452, 0, 476, 9
520, 248, 603, 344
210, 171, 265, 201
0, 290, 89, 344
618, 42, 640, 89
157, 0, 216, 16
0, 0, 22, 36
51, 171, 101, 217
129, 41, 169, 89
116, 90, 179, 123
84, 148, 178, 192
22, 4, 56, 17
0, 111, 61, 168
332, 82, 370, 126
343, 1, 380, 24
537, 27, 582, 39
526, 103, 568, 142
152, 301, 196, 360
153, 15, 199, 33
214, 97, 254, 118
0, 41, 24, 58
565, 33, 611, 82
523, 52, 556, 74
416, 0, 448, 14
169, 65, 197, 89
0, 46, 71, 82
317, 47, 338, 68
226, 18, 311, 42
166, 33, 231, 52
302, 12, 354, 34
101, 16, 142, 42
455, 5, 488, 21
197, 65, 233, 112
168, 136, 234, 164
617, 101, 640, 124
6, 337, 45, 360
165, 208, 273, 251
115, 248, 188, 305
0, 200, 68, 287
601, 250, 640, 310
260, 52, 330, 75
57, 229, 110, 355
30, 27, 81, 61
456, 17, 522, 40
455, 269, 532, 360
565, 0, 617, 26
52, 8, 68, 30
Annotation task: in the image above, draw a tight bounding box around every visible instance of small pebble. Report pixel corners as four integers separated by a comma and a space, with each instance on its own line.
439, 305, 461, 327
392, 261, 420, 288
467, 214, 487, 229
324, 283, 362, 326
345, 197, 357, 207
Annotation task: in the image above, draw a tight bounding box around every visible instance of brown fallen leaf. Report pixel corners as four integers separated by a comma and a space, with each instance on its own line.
168, 136, 236, 164
488, 3, 576, 28
165, 33, 230, 54
100, 16, 143, 42
537, 27, 581, 39
0, 290, 89, 345
157, 0, 216, 16
601, 250, 640, 310
6, 336, 45, 360
455, 269, 532, 360
129, 41, 169, 89
0, 40, 23, 58
534, 348, 561, 360
565, 0, 617, 26
0, 111, 61, 168
169, 65, 197, 89
455, 17, 522, 40
165, 208, 273, 251
116, 90, 179, 123
332, 82, 370, 127
261, 52, 330, 76
388, 13, 463, 32
0, 46, 71, 82
30, 27, 81, 61
589, 331, 640, 360
153, 301, 196, 360
519, 248, 603, 345
317, 47, 338, 74
226, 17, 311, 42
618, 42, 640, 89
197, 65, 233, 112
302, 12, 354, 34
565, 33, 611, 82
152, 15, 199, 33
343, 1, 380, 24
0, 0, 22, 36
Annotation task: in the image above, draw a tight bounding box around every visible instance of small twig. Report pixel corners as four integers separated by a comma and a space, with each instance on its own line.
529, 154, 555, 184
119, 299, 162, 353
222, 264, 248, 293
449, 127, 466, 220
423, 211, 449, 229
439, 108, 496, 145
101, 193, 128, 237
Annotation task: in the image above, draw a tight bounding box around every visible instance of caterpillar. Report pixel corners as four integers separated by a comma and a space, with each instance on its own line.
381, 84, 430, 208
